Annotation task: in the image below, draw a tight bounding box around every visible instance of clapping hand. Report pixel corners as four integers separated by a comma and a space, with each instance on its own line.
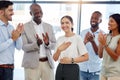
16, 23, 24, 35
84, 32, 95, 44
11, 23, 24, 41
36, 34, 43, 46
42, 32, 49, 46
98, 31, 107, 46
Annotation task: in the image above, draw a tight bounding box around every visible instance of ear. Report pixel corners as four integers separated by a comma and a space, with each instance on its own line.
99, 19, 102, 23
0, 10, 2, 14
0, 10, 4, 15
30, 11, 32, 16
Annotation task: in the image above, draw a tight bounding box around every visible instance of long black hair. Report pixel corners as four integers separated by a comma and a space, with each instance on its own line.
109, 13, 120, 33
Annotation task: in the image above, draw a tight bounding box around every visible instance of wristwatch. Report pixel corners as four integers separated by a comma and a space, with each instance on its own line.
71, 58, 74, 64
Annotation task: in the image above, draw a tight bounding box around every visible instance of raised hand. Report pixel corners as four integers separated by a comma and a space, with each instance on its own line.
85, 32, 95, 44
98, 31, 107, 46
16, 23, 24, 35
11, 30, 20, 41
42, 32, 49, 46
84, 32, 89, 44
36, 34, 43, 46
87, 32, 95, 42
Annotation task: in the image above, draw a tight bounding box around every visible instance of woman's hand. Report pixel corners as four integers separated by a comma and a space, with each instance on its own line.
58, 42, 71, 52
98, 31, 107, 46
60, 57, 72, 64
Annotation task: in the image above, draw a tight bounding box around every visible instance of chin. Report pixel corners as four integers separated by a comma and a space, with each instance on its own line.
8, 18, 12, 21
108, 27, 111, 30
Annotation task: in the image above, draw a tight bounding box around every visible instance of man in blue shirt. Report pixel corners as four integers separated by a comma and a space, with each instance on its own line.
79, 11, 103, 80
0, 1, 24, 80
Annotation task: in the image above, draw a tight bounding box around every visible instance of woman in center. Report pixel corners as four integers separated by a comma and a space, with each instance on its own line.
53, 15, 89, 80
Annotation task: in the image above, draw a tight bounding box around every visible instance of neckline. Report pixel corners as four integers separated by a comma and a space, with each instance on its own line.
64, 33, 75, 38
65, 33, 75, 37
110, 34, 120, 38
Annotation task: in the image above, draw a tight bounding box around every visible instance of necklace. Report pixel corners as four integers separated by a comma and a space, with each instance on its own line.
107, 35, 112, 46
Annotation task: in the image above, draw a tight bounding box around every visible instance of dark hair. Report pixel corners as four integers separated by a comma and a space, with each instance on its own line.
93, 11, 102, 17
0, 1, 13, 10
60, 15, 74, 31
109, 13, 120, 33
30, 3, 43, 15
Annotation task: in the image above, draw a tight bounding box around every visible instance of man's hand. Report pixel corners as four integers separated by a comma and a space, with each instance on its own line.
42, 32, 49, 46
85, 32, 95, 44
11, 30, 20, 41
36, 34, 43, 46
16, 23, 24, 36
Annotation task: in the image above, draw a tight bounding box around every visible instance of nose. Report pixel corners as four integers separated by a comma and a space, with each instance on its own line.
12, 11, 14, 15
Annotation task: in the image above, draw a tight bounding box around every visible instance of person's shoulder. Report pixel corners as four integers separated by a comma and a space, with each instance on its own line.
80, 28, 90, 35
73, 34, 82, 39
56, 35, 64, 41
81, 28, 89, 32
42, 22, 52, 26
24, 21, 32, 26
23, 21, 33, 28
24, 21, 30, 23
58, 35, 64, 39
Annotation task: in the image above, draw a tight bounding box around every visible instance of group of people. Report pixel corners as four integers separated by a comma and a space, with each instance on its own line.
0, 1, 120, 80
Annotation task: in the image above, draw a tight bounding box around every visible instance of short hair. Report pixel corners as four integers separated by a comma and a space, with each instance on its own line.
0, 1, 13, 10
93, 11, 102, 16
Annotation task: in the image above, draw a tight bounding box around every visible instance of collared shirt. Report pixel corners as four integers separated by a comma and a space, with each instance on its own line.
79, 28, 102, 72
32, 20, 46, 58
0, 20, 23, 64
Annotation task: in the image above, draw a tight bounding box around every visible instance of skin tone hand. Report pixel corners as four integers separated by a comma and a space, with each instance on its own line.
84, 32, 95, 44
84, 32, 89, 44
58, 42, 71, 52
42, 32, 49, 46
16, 23, 24, 35
53, 42, 71, 61
11, 23, 24, 41
36, 34, 43, 46
60, 57, 72, 64
98, 31, 107, 46
11, 30, 20, 41
87, 32, 95, 42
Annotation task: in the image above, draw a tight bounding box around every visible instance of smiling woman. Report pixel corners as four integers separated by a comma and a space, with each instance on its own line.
53, 15, 88, 80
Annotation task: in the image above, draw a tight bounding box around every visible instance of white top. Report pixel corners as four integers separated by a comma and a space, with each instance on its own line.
32, 20, 47, 58
54, 34, 88, 63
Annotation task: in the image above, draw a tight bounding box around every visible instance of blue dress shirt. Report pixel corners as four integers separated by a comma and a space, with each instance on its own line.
0, 20, 23, 64
79, 28, 102, 72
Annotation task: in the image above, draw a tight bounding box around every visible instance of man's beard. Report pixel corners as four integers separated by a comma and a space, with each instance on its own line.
91, 23, 99, 28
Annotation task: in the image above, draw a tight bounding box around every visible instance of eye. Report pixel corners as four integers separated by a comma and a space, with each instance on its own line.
61, 22, 64, 25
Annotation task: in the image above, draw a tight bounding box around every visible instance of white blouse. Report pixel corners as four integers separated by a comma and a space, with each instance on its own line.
54, 34, 88, 62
